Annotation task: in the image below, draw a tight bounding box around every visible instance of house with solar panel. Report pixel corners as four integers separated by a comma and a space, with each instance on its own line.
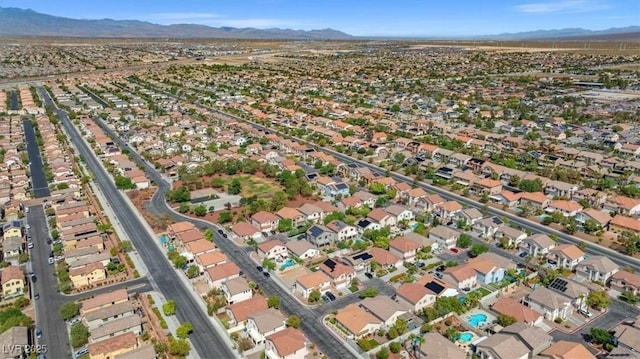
306, 224, 336, 247
324, 182, 350, 199
522, 286, 573, 322
326, 220, 358, 241
320, 258, 356, 290
341, 251, 374, 273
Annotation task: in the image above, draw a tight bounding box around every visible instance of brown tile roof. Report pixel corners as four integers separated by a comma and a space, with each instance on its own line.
266, 327, 306, 356
550, 244, 585, 260
88, 332, 137, 356
168, 221, 195, 234
520, 191, 548, 204
186, 239, 216, 254
491, 297, 542, 324
1, 265, 23, 285
231, 222, 261, 236
396, 283, 432, 305
227, 296, 268, 323
276, 207, 303, 220
206, 261, 240, 282
612, 270, 640, 288
389, 236, 420, 253
251, 211, 279, 223
369, 247, 401, 267
334, 303, 379, 336
611, 215, 640, 232
296, 271, 331, 289
443, 264, 477, 282
548, 200, 583, 213
539, 340, 596, 359
257, 239, 286, 253
81, 288, 128, 314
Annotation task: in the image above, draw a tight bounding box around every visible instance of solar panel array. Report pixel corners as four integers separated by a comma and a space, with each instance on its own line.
548, 278, 569, 293
425, 281, 444, 294
353, 252, 373, 261
308, 225, 324, 237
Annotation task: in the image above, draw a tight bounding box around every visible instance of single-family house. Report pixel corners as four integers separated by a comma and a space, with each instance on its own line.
205, 261, 241, 289
306, 224, 336, 247
69, 262, 106, 288
395, 283, 436, 313
369, 247, 403, 269
467, 257, 505, 285
334, 303, 381, 339
441, 264, 478, 290
522, 286, 573, 321
494, 226, 527, 248
546, 244, 585, 270
286, 240, 320, 260
222, 277, 253, 304
473, 216, 505, 238
1, 265, 24, 299
367, 208, 396, 228
231, 222, 262, 242
575, 255, 619, 283
490, 297, 543, 326
258, 239, 289, 261
545, 200, 583, 217
87, 332, 138, 359
475, 322, 552, 359
539, 340, 596, 359
320, 258, 356, 289
520, 234, 557, 257
246, 308, 286, 345
251, 211, 280, 233
610, 270, 640, 295
294, 271, 332, 299
225, 296, 269, 328
428, 225, 460, 249
264, 327, 308, 359
389, 236, 420, 262
385, 204, 414, 223
418, 332, 466, 359
359, 296, 409, 328
326, 220, 358, 241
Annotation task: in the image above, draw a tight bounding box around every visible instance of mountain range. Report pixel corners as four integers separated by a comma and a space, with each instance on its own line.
0, 6, 638, 40
0, 7, 353, 40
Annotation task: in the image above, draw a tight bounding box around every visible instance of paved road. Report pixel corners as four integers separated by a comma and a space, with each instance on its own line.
9, 90, 19, 110
197, 105, 640, 273
22, 119, 50, 198
38, 87, 236, 359
28, 204, 70, 359
27, 203, 152, 359
91, 116, 366, 359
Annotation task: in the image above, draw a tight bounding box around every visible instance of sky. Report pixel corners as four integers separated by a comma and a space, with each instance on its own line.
2, 0, 639, 37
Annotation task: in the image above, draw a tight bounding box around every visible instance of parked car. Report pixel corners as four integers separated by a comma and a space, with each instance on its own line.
416, 262, 426, 268
518, 252, 528, 258
217, 229, 224, 234
256, 266, 263, 272
25, 224, 30, 230
34, 292, 39, 300
325, 291, 336, 301
365, 272, 373, 279
579, 308, 593, 318
28, 242, 34, 249
35, 328, 42, 338
48, 257, 54, 265
450, 247, 460, 254
263, 272, 270, 278
46, 238, 52, 245
321, 295, 330, 303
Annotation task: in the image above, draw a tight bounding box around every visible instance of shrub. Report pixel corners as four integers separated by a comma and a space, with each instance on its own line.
162, 300, 176, 316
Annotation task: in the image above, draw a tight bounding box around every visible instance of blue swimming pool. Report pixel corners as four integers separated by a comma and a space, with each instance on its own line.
468, 313, 487, 327
458, 332, 473, 343
280, 259, 296, 270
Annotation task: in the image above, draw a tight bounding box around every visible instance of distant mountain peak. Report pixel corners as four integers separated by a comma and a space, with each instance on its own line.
0, 6, 353, 40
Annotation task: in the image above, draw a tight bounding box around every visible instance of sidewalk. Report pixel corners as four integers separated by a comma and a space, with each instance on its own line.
72, 122, 240, 359
149, 291, 197, 359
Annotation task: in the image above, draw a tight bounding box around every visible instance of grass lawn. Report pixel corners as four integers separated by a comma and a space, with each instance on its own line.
471, 287, 492, 297
215, 175, 283, 199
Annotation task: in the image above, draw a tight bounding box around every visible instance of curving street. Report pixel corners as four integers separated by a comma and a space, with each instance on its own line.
38, 87, 238, 359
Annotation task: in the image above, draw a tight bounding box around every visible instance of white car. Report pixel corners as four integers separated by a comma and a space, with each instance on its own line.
28, 242, 34, 249
25, 224, 30, 230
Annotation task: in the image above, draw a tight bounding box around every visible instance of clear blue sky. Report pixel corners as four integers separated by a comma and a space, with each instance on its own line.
3, 0, 639, 37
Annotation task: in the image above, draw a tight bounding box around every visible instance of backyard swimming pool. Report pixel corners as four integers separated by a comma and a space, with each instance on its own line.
458, 332, 474, 343
280, 259, 296, 270
468, 313, 487, 327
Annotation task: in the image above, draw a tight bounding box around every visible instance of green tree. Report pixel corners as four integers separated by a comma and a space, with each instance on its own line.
168, 337, 191, 356
389, 341, 402, 354
518, 179, 543, 192
60, 301, 80, 321
376, 347, 389, 359
590, 327, 613, 346
163, 300, 176, 316
308, 290, 321, 304
359, 287, 378, 298
218, 211, 233, 224
193, 204, 207, 217
267, 295, 280, 309
176, 322, 193, 339
456, 234, 472, 248
70, 323, 90, 348
204, 228, 213, 242
286, 315, 301, 328
583, 219, 601, 234
587, 290, 610, 310
497, 314, 517, 326
277, 218, 293, 233
469, 244, 489, 257
228, 178, 242, 195
186, 265, 199, 278
114, 175, 135, 190
262, 258, 276, 271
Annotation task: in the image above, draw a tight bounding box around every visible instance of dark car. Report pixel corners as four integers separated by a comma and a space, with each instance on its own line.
46, 238, 52, 245
222, 233, 228, 238
31, 275, 37, 283
325, 292, 336, 301
35, 328, 42, 339
518, 252, 528, 258
263, 272, 270, 278
256, 266, 263, 272
217, 229, 224, 234
365, 272, 373, 279
416, 262, 426, 268
321, 295, 330, 303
